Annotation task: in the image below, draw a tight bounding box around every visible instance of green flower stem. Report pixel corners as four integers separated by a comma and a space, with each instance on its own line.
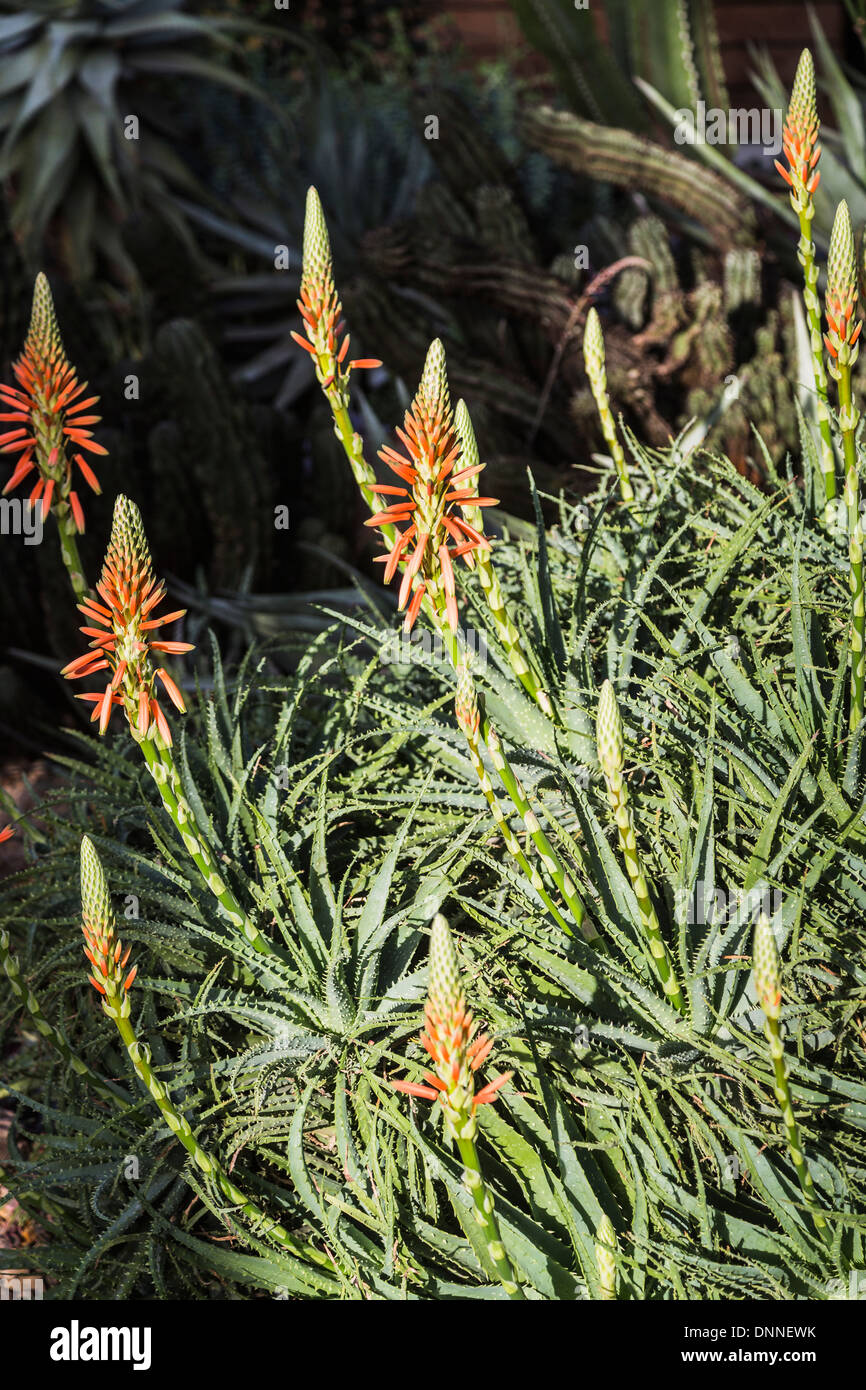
595, 1213, 618, 1299
111, 1010, 338, 1280
433, 592, 597, 942
480, 715, 597, 943
604, 773, 684, 1012
138, 736, 273, 956
838, 363, 865, 732
584, 308, 634, 504
0, 927, 128, 1107
796, 213, 836, 524
472, 549, 554, 716
54, 497, 89, 601
455, 1133, 524, 1299
597, 682, 683, 1011
761, 1008, 830, 1248
453, 401, 554, 719
460, 710, 574, 936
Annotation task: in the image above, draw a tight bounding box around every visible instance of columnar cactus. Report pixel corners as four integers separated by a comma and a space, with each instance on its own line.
0, 273, 105, 597
392, 914, 522, 1297
597, 680, 684, 1012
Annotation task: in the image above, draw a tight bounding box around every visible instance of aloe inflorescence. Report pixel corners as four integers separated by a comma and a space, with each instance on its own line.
392, 914, 521, 1298
0, 274, 105, 598
63, 496, 271, 956
824, 200, 864, 732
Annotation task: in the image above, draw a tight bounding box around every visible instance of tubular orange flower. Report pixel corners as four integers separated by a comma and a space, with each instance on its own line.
391, 914, 511, 1140
368, 340, 498, 633
0, 826, 14, 844
80, 835, 137, 1015
61, 495, 193, 744
0, 273, 104, 525
290, 187, 381, 397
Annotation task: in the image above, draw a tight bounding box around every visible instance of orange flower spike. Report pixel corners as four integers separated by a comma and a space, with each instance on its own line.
292, 188, 381, 403
369, 340, 498, 633
392, 914, 511, 1143
80, 835, 137, 1021
776, 50, 821, 219
0, 274, 104, 523
390, 913, 521, 1298
62, 495, 193, 747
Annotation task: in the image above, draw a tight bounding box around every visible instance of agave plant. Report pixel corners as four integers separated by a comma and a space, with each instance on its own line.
0, 0, 282, 280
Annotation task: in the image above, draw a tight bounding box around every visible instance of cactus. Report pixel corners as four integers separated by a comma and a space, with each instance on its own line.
522, 106, 755, 248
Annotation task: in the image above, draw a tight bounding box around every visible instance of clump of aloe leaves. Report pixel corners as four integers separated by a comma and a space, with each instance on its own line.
1, 48, 865, 1300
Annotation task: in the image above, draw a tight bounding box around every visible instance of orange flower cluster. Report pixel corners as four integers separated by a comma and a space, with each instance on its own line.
0, 273, 104, 528
774, 49, 821, 213
80, 835, 137, 1000
62, 496, 193, 742
368, 341, 498, 632
392, 915, 511, 1138
290, 188, 381, 393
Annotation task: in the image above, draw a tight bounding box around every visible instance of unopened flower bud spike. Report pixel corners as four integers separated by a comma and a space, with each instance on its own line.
391, 914, 523, 1298
78, 837, 338, 1281
824, 201, 865, 732
584, 308, 634, 504
776, 50, 837, 526
596, 681, 684, 1012
595, 1212, 618, 1299
752, 913, 831, 1248
63, 496, 272, 956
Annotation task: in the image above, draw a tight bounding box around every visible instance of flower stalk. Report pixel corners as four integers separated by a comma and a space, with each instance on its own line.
824, 201, 864, 732
62, 496, 272, 955
584, 308, 634, 504
0, 274, 105, 599
452, 400, 553, 715
392, 913, 523, 1298
79, 837, 336, 1278
776, 49, 837, 526
596, 681, 684, 1011
291, 187, 384, 516
752, 912, 830, 1247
